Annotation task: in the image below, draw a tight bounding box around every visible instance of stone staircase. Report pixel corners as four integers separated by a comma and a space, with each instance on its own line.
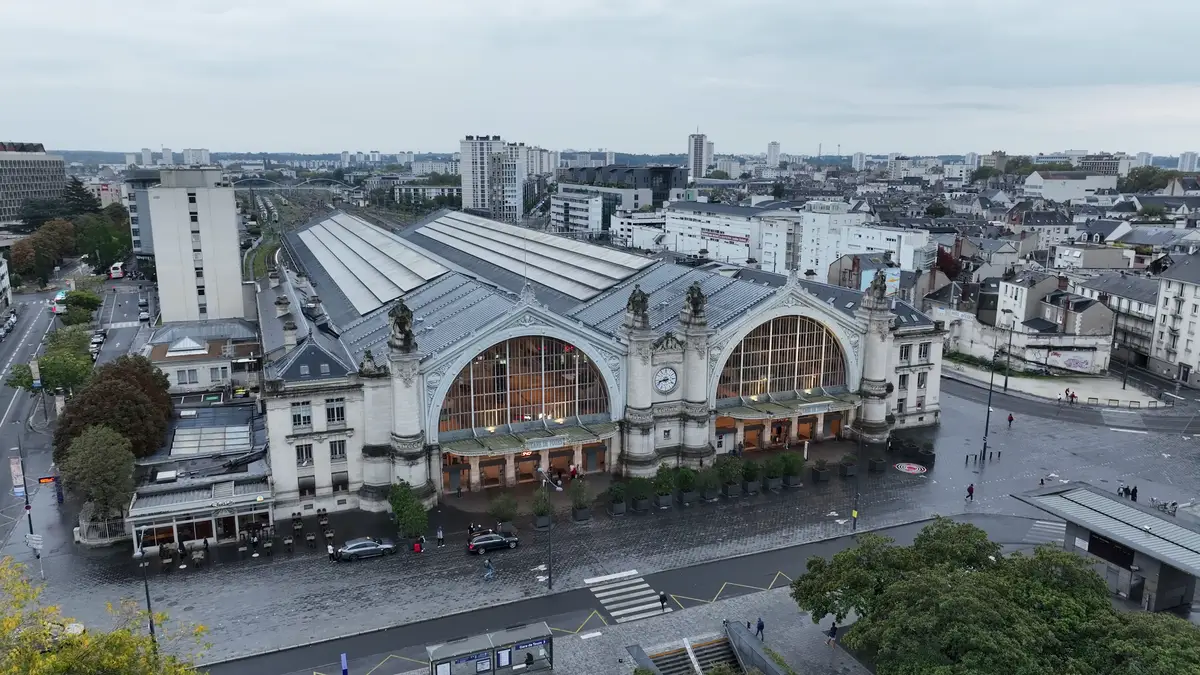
648, 636, 740, 674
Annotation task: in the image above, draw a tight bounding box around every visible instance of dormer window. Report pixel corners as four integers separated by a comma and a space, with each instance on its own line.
300, 365, 310, 376
320, 364, 331, 375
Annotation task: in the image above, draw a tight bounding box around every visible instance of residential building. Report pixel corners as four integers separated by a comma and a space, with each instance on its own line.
662, 201, 761, 264
1071, 272, 1158, 368
0, 256, 11, 310
256, 208, 941, 516
1009, 210, 1076, 247
1178, 152, 1198, 172
997, 270, 1061, 326
393, 185, 462, 202
124, 153, 138, 167
1136, 152, 1154, 168
980, 151, 1009, 171
1150, 253, 1200, 384
767, 142, 780, 167
142, 148, 153, 166
704, 141, 714, 174
964, 152, 979, 169
941, 163, 973, 187
182, 149, 211, 165
0, 142, 67, 226
459, 135, 531, 222
411, 160, 460, 176
145, 319, 262, 393
1040, 289, 1114, 336
159, 148, 173, 166
1022, 171, 1117, 202
851, 153, 866, 171
85, 179, 123, 207
611, 209, 666, 250
1052, 243, 1132, 270
1160, 176, 1200, 197
369, 151, 381, 164
147, 168, 244, 323
558, 166, 687, 205
340, 151, 350, 168
126, 169, 161, 256
549, 191, 603, 234
783, 201, 926, 274
1077, 153, 1134, 177
687, 133, 707, 182
716, 158, 742, 177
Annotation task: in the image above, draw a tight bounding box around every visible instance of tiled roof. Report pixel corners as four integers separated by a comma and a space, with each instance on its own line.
1075, 273, 1158, 305
1160, 253, 1200, 285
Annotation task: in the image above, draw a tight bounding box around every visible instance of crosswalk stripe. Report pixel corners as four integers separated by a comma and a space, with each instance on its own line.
587, 573, 669, 625
616, 608, 672, 623
1025, 520, 1066, 543
590, 577, 648, 593
593, 583, 650, 599
604, 591, 660, 609
609, 601, 665, 617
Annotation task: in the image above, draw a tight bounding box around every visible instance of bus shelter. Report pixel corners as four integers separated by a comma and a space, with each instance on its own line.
427, 622, 553, 674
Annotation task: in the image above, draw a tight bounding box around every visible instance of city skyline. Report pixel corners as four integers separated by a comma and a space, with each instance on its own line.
3, 0, 1199, 154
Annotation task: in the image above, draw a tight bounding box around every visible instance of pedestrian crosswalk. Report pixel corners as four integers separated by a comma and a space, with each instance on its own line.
585, 570, 671, 624
104, 321, 141, 329
1024, 520, 1066, 546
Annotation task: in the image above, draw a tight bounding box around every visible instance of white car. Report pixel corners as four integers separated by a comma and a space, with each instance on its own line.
138, 311, 150, 322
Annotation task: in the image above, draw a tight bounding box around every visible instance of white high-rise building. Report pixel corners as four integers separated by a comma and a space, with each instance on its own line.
369, 151, 381, 164
1136, 152, 1153, 167
460, 135, 531, 222
461, 135, 507, 212
141, 148, 153, 166
147, 169, 244, 323
355, 151, 365, 165
687, 133, 707, 182
1178, 152, 1198, 172
965, 152, 980, 170
125, 153, 138, 167
159, 148, 172, 166
182, 148, 211, 165
851, 153, 866, 171
767, 141, 780, 167
704, 141, 714, 174
340, 151, 350, 168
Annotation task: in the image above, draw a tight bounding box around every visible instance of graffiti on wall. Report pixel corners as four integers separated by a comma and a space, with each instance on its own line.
1047, 350, 1092, 373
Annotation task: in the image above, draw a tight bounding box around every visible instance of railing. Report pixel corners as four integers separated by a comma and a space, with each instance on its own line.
723, 619, 789, 675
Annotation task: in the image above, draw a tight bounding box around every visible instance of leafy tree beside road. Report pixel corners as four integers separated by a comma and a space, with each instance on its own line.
53, 356, 173, 465
389, 482, 429, 538
59, 426, 135, 517
1119, 165, 1180, 193
6, 326, 92, 394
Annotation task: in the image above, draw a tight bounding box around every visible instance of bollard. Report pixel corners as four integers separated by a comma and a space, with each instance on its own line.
997, 450, 1001, 459
965, 454, 970, 465
988, 451, 993, 461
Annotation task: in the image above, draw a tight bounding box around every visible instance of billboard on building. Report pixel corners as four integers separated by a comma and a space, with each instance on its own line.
858, 268, 901, 297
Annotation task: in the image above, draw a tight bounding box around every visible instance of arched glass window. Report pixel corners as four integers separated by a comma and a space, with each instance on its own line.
716, 316, 846, 400
438, 336, 609, 433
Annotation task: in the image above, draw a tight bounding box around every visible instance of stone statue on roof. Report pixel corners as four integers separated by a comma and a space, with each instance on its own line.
358, 348, 385, 377
389, 299, 416, 352
627, 284, 649, 318
685, 281, 706, 316
869, 269, 888, 301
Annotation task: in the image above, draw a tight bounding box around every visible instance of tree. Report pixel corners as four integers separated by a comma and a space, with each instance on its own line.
9, 238, 37, 277
738, 172, 751, 180
16, 198, 68, 232
60, 426, 135, 516
1118, 165, 1179, 193
90, 356, 173, 425
969, 166, 1000, 183
0, 558, 208, 674
936, 247, 963, 280
708, 170, 731, 180
101, 202, 129, 226
62, 176, 102, 216
73, 212, 131, 273
64, 290, 102, 311
5, 352, 92, 393
58, 306, 93, 327
1002, 155, 1035, 176
924, 201, 949, 218
388, 482, 428, 538
771, 182, 785, 200
54, 380, 168, 463
1138, 204, 1168, 219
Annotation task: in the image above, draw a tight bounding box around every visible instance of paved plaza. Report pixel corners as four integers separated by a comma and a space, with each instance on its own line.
3, 387, 1200, 663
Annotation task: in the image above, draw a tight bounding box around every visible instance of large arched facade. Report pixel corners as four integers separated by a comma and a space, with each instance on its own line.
716, 316, 848, 400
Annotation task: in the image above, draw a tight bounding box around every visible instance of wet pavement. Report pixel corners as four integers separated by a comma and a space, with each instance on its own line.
4, 386, 1200, 663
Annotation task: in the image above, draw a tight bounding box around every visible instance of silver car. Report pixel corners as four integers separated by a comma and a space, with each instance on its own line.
336, 537, 396, 561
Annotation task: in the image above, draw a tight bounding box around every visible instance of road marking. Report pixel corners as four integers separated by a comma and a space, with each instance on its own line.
590, 577, 647, 593
105, 321, 140, 329
0, 315, 54, 426
583, 569, 638, 585
1024, 520, 1066, 545
1164, 392, 1184, 400
586, 573, 670, 624
1110, 428, 1148, 434
580, 631, 602, 640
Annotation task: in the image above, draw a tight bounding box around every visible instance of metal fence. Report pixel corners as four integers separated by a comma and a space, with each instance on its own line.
724, 619, 788, 675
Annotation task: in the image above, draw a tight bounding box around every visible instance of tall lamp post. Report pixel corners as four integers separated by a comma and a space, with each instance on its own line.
536, 469, 562, 590
1001, 309, 1015, 392
980, 318, 1006, 464
134, 526, 159, 654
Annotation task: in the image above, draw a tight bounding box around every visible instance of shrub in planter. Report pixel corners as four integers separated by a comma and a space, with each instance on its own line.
742, 459, 762, 494
810, 458, 830, 482
675, 466, 699, 505
627, 476, 653, 512
715, 455, 743, 497
839, 453, 858, 477
780, 451, 804, 487
488, 493, 518, 532
697, 467, 721, 501
532, 487, 552, 529
607, 482, 627, 516
653, 464, 674, 508
919, 442, 937, 466
569, 480, 591, 521
763, 455, 785, 491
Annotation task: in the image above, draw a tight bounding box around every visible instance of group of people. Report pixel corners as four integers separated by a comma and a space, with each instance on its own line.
1118, 484, 1139, 502
1057, 388, 1079, 405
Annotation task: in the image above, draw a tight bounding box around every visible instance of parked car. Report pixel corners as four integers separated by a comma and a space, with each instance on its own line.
89, 333, 105, 347
137, 297, 148, 308
138, 311, 150, 322
337, 537, 396, 561
467, 532, 519, 555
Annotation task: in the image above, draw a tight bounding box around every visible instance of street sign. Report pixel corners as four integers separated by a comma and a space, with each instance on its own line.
25, 534, 42, 550
30, 360, 41, 390
9, 457, 24, 498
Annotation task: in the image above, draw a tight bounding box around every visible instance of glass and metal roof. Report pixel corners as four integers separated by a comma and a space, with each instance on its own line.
296, 213, 447, 315
414, 212, 653, 301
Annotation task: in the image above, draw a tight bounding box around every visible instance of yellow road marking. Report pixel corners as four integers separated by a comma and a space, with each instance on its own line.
363, 653, 427, 674
549, 609, 609, 634
670, 571, 793, 607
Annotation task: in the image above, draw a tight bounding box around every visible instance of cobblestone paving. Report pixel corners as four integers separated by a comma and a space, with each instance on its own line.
5, 391, 1200, 662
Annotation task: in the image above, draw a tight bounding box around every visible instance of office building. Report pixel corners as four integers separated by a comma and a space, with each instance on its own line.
1022, 171, 1118, 202
182, 148, 211, 165
340, 151, 350, 168
159, 148, 173, 166
459, 135, 532, 222
142, 148, 154, 166
1136, 152, 1154, 168
1077, 153, 1134, 177
964, 152, 979, 170
126, 169, 160, 256
687, 133, 707, 182
852, 153, 866, 171
1179, 152, 1199, 173
549, 191, 603, 234
147, 168, 244, 323
125, 153, 138, 167
0, 142, 67, 226
767, 142, 780, 167
704, 142, 714, 174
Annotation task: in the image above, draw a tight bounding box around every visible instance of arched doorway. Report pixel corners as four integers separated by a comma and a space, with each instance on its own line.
714, 316, 849, 452
437, 336, 612, 491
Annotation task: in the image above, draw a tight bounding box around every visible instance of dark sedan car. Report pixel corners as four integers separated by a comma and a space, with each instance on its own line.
337, 537, 396, 561
467, 531, 519, 555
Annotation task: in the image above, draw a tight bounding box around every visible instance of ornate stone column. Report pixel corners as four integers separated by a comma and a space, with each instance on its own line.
852, 271, 895, 448
680, 282, 714, 466
622, 285, 657, 476
386, 300, 435, 506
356, 349, 392, 512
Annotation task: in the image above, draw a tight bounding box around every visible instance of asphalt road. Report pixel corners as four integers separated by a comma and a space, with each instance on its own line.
205, 514, 1039, 675
96, 279, 151, 364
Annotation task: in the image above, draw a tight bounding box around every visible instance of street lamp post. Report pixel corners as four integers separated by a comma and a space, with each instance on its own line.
536, 469, 562, 590
135, 527, 159, 654
981, 326, 1003, 464
1002, 309, 1015, 392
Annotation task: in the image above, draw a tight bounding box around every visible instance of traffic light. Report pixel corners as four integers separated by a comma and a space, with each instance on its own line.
38, 476, 56, 484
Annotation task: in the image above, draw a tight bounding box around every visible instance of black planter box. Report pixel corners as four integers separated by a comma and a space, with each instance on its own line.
679, 490, 699, 506
533, 514, 552, 530
654, 494, 673, 509
608, 501, 626, 516
743, 479, 761, 495
632, 498, 651, 513
783, 474, 803, 488
919, 449, 936, 466
722, 482, 741, 498
765, 476, 783, 491
811, 468, 830, 482
701, 488, 720, 502
868, 458, 887, 473
572, 507, 591, 522
839, 463, 857, 478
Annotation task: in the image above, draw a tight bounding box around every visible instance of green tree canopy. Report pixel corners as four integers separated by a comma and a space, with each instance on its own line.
924, 201, 949, 218
388, 482, 428, 538
58, 307, 93, 327
707, 170, 731, 180
969, 166, 1000, 183
1118, 165, 1179, 193
16, 198, 68, 233
1139, 204, 1168, 219
54, 379, 168, 463
5, 352, 92, 394
62, 176, 102, 216
790, 518, 1200, 675
771, 182, 785, 200
1002, 155, 1035, 176
1031, 161, 1076, 172
60, 426, 135, 516
74, 212, 132, 274
90, 356, 173, 424
64, 290, 102, 311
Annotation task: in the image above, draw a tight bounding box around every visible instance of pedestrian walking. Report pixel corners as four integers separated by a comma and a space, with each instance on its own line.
966, 483, 975, 501
1057, 394, 1063, 405
825, 623, 839, 646
569, 464, 577, 481
755, 617, 765, 641
659, 591, 668, 612
484, 558, 495, 581
1070, 392, 1077, 405
436, 525, 445, 548
1131, 486, 1139, 502
327, 543, 336, 561
1007, 413, 1014, 428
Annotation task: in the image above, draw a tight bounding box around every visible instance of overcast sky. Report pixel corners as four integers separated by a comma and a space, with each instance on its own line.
2, 0, 1197, 156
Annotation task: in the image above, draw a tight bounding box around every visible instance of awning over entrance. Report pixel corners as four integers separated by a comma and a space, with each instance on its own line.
442, 422, 618, 457
717, 393, 859, 421
127, 478, 273, 520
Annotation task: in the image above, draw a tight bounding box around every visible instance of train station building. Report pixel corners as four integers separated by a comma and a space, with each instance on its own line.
255, 210, 945, 515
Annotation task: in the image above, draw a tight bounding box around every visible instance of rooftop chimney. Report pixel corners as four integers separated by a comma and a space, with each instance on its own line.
268, 270, 280, 289
274, 295, 292, 318
283, 321, 298, 353
1057, 274, 1069, 291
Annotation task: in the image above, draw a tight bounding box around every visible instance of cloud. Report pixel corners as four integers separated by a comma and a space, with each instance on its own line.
0, 0, 1196, 154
